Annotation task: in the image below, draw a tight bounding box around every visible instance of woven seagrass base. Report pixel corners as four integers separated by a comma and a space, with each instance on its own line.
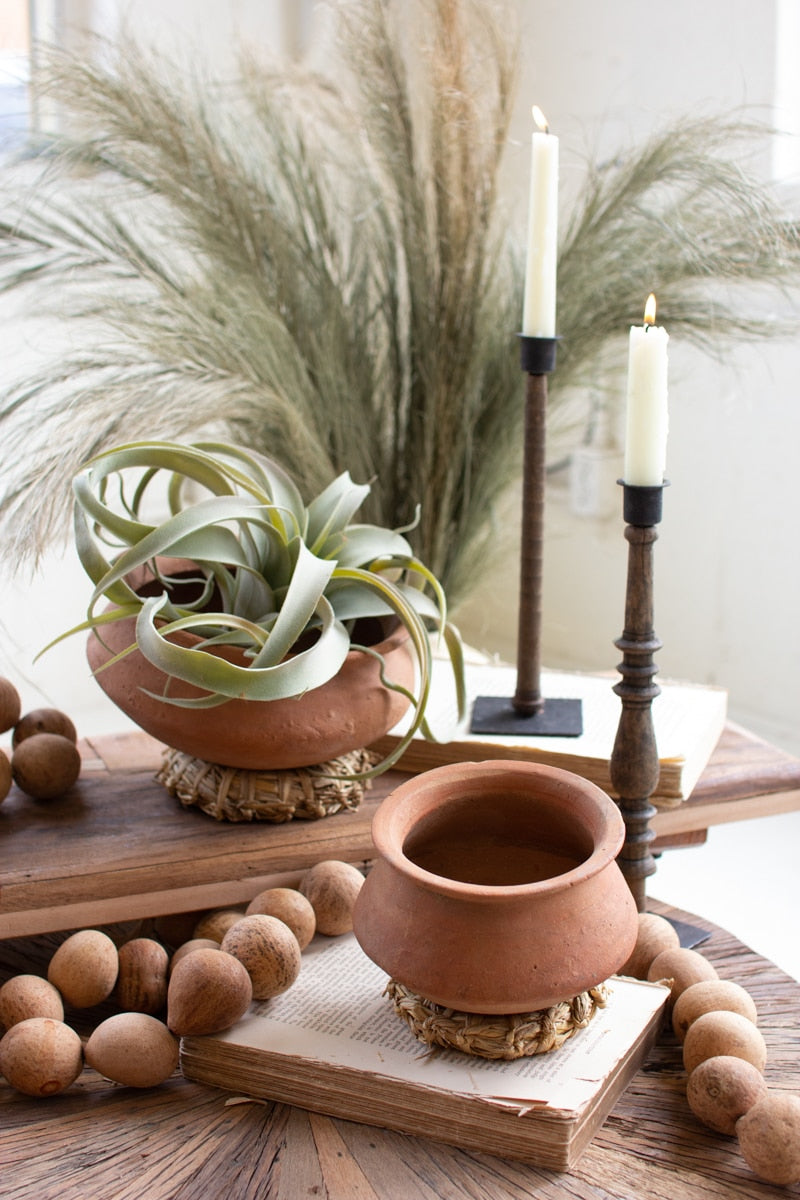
385, 979, 611, 1060
156, 747, 377, 822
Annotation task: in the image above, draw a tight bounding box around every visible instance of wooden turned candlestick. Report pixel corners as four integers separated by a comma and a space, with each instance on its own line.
609, 482, 666, 911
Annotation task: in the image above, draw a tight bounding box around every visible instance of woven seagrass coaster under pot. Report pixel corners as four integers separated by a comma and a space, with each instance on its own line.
156, 746, 376, 822
385, 979, 611, 1060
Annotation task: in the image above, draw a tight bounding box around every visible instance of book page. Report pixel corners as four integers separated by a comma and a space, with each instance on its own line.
401, 660, 727, 764
214, 934, 669, 1115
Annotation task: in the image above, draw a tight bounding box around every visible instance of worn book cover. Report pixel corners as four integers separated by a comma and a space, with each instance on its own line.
180, 933, 670, 1171
370, 661, 728, 807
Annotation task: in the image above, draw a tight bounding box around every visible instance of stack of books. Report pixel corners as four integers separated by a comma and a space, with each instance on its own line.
371, 662, 728, 807
180, 933, 671, 1170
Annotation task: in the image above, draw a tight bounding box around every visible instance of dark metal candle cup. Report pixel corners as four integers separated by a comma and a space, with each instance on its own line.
518, 332, 559, 375
619, 479, 669, 526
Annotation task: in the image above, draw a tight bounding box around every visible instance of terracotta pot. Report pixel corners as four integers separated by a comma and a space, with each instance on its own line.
353, 760, 638, 1014
86, 560, 414, 770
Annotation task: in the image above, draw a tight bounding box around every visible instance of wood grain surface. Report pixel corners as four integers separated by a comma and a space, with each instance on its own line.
1, 900, 799, 1199
2, 723, 799, 939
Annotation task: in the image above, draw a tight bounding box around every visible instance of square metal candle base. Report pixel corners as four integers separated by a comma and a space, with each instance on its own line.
470, 696, 583, 737
668, 915, 711, 951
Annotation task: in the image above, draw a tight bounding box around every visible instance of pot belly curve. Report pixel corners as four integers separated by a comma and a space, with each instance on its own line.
86, 618, 414, 770
353, 760, 638, 1014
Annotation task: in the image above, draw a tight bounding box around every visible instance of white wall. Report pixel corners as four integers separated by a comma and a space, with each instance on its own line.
85, 0, 314, 62
458, 0, 800, 756
13, 0, 800, 758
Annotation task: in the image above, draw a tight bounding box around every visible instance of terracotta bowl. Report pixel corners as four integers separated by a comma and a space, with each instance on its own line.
353, 760, 638, 1014
86, 560, 414, 770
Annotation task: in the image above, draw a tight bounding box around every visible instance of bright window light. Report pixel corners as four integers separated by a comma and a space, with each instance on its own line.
0, 0, 30, 149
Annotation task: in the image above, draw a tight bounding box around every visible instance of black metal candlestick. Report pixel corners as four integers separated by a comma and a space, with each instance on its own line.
471, 335, 582, 737
609, 481, 667, 911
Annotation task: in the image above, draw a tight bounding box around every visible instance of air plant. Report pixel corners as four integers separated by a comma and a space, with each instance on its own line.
0, 0, 799, 608
53, 438, 465, 775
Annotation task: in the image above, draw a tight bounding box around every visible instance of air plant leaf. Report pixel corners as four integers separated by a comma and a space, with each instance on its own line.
326, 575, 443, 624
248, 540, 336, 668
135, 592, 352, 701
333, 523, 415, 568
190, 439, 308, 536
306, 472, 373, 555
80, 494, 286, 618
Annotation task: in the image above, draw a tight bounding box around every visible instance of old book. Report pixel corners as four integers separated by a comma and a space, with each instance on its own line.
180, 933, 670, 1171
370, 661, 728, 807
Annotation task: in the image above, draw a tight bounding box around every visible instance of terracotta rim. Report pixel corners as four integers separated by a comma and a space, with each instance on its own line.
370, 759, 626, 903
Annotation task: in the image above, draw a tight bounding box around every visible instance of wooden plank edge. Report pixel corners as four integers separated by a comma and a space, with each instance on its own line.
0, 867, 307, 939
652, 829, 708, 852
652, 786, 800, 838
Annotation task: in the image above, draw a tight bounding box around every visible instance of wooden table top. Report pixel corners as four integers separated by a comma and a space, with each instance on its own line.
2, 722, 800, 939
2, 899, 798, 1199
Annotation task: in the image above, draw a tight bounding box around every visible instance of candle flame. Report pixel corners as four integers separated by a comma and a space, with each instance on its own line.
532, 105, 549, 133
644, 293, 657, 326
